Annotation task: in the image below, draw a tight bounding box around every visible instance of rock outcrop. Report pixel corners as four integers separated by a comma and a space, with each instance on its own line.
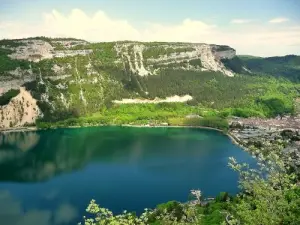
112, 95, 193, 104
115, 42, 236, 77
2, 39, 92, 62
0, 87, 41, 128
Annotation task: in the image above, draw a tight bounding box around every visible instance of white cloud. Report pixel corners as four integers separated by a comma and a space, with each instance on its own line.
41, 9, 141, 41
0, 190, 52, 225
54, 203, 78, 224
230, 19, 253, 24
0, 190, 78, 225
0, 9, 299, 56
269, 17, 289, 23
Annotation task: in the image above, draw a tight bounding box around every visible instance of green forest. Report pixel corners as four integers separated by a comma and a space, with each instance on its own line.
36, 71, 300, 130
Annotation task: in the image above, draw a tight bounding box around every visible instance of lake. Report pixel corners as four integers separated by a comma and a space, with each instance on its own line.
0, 126, 254, 225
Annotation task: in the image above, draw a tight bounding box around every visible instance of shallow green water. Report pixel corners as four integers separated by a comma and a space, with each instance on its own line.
0, 126, 254, 225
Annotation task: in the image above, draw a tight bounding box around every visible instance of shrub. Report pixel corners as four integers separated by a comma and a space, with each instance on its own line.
0, 89, 20, 106
215, 192, 229, 202
259, 97, 294, 117
199, 116, 229, 131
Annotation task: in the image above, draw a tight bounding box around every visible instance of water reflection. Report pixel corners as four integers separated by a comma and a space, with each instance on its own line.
0, 190, 78, 225
0, 126, 255, 224
0, 131, 40, 165
0, 127, 216, 182
0, 131, 40, 152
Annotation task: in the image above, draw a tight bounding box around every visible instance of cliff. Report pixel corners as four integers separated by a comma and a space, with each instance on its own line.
0, 87, 41, 128
1, 37, 297, 128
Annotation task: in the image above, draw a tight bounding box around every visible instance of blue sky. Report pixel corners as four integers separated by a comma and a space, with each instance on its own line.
1, 0, 300, 56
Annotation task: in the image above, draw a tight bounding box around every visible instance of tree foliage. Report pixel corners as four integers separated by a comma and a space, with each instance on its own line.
228, 146, 300, 225
239, 55, 300, 81
0, 89, 20, 106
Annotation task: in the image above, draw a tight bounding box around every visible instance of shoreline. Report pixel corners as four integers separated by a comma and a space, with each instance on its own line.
124, 124, 244, 149
0, 124, 225, 133
0, 123, 244, 150
120, 124, 225, 132
0, 126, 38, 133
226, 131, 248, 151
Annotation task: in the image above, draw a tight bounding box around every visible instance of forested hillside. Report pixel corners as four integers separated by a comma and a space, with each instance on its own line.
0, 37, 299, 128
224, 55, 300, 81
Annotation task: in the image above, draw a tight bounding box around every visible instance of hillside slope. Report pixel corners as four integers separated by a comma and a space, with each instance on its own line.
0, 37, 299, 128
222, 55, 300, 81
0, 37, 239, 127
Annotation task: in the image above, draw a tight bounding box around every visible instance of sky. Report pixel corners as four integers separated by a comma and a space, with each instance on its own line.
0, 0, 300, 56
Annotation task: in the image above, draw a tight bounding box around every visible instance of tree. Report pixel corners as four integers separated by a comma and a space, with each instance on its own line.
227, 147, 300, 225
81, 199, 201, 225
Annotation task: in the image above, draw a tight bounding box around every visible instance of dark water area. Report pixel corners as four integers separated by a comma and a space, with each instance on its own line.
0, 126, 255, 225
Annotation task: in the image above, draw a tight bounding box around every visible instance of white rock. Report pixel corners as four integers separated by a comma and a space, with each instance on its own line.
0, 87, 41, 128
113, 95, 193, 104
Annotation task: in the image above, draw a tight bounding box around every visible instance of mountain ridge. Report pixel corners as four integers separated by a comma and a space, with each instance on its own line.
0, 37, 300, 128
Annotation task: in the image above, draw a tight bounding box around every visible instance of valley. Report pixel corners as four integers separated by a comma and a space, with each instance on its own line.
1, 37, 300, 177
1, 37, 299, 130
0, 36, 300, 225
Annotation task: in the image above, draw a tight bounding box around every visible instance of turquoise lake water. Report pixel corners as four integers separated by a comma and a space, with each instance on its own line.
0, 126, 255, 225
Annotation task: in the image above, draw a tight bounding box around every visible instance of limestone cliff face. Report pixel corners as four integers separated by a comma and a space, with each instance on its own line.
2, 39, 236, 77
115, 42, 236, 77
5, 39, 91, 62
212, 47, 236, 59
0, 88, 41, 128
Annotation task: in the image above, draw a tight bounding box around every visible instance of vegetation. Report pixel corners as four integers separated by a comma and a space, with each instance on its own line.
143, 46, 195, 59
0, 38, 299, 127
137, 70, 298, 112
39, 70, 299, 128
221, 56, 246, 74
0, 89, 20, 106
0, 39, 24, 47
237, 55, 300, 81
34, 70, 299, 129
227, 142, 300, 225
1, 38, 299, 224
35, 103, 229, 130
89, 42, 120, 68
168, 116, 229, 131
0, 48, 30, 73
